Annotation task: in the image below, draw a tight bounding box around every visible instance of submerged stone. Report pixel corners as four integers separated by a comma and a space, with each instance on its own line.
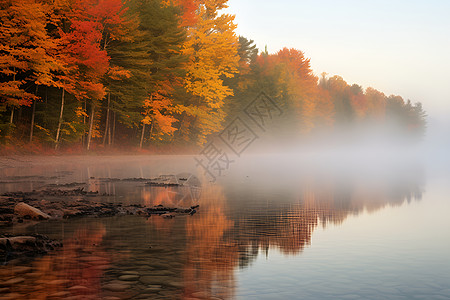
118, 274, 140, 281
49, 291, 71, 297
0, 277, 25, 286
121, 270, 140, 275
103, 283, 130, 292
139, 275, 171, 285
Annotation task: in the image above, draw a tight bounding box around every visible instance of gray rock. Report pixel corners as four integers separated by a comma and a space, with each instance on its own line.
14, 202, 50, 220
191, 291, 211, 299
139, 275, 171, 285
167, 281, 184, 288
65, 296, 96, 300
47, 279, 70, 286
103, 283, 130, 292
145, 287, 162, 292
0, 292, 23, 299
80, 255, 106, 263
121, 270, 140, 275
148, 285, 162, 289
0, 277, 25, 286
135, 294, 159, 299
106, 280, 130, 286
148, 270, 175, 276
118, 274, 140, 281
49, 291, 71, 297
0, 236, 36, 248
68, 285, 89, 291
11, 266, 32, 274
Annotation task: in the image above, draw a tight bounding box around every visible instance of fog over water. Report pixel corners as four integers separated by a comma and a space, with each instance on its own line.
1, 119, 449, 299
1, 0, 449, 297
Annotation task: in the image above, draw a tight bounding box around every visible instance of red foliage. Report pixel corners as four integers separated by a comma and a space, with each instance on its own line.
169, 0, 199, 27
61, 21, 109, 75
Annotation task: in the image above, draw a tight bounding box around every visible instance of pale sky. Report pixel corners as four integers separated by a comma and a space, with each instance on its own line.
225, 0, 450, 122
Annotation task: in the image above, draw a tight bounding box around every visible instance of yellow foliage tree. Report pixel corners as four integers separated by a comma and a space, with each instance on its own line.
182, 0, 239, 144
365, 87, 386, 121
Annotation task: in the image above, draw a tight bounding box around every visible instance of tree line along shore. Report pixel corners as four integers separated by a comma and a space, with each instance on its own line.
0, 0, 426, 154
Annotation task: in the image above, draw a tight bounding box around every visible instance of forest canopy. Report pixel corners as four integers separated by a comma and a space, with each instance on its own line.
0, 0, 427, 152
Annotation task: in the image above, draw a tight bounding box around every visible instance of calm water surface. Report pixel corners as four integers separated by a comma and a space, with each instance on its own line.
0, 155, 449, 299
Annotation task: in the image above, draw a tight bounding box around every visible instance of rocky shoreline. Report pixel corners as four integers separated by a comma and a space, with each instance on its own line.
0, 185, 200, 264
0, 234, 63, 264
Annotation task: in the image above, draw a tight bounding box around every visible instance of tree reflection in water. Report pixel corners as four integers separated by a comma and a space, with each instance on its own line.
0, 166, 424, 299
1, 223, 112, 299
184, 184, 237, 299
225, 168, 424, 267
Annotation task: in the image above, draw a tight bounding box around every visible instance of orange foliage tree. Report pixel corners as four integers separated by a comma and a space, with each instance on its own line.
142, 83, 178, 143
0, 0, 65, 139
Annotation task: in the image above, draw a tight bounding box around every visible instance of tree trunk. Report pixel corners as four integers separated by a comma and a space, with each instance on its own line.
55, 88, 65, 150
111, 111, 116, 146
108, 114, 111, 146
86, 104, 95, 150
139, 123, 145, 149
29, 86, 38, 143
103, 93, 110, 146
10, 68, 15, 124
9, 108, 14, 124
18, 107, 22, 123
149, 120, 154, 141
82, 99, 87, 146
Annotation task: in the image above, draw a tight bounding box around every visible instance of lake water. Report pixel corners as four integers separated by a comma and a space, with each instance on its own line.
0, 155, 449, 299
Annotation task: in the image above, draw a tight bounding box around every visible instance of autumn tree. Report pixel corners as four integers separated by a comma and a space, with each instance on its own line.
385, 95, 426, 138
349, 84, 367, 121
138, 0, 187, 146
409, 102, 427, 137
104, 0, 187, 148
0, 0, 427, 150
180, 0, 240, 145
56, 0, 128, 150
102, 18, 146, 145
0, 0, 64, 141
223, 36, 258, 119
313, 86, 334, 131
364, 87, 386, 121
227, 47, 324, 138
319, 75, 354, 125
274, 48, 319, 133
164, 0, 198, 27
